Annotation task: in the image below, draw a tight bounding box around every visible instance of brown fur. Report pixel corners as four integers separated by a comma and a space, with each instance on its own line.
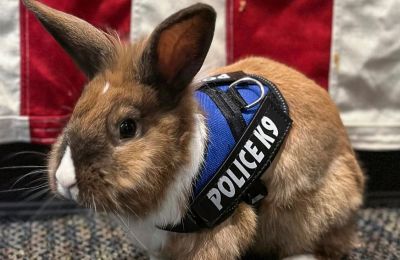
211, 58, 364, 258
60, 47, 197, 216
160, 58, 364, 259
24, 1, 365, 259
165, 203, 258, 260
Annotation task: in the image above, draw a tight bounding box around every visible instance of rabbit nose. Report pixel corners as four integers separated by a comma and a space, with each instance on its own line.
55, 146, 77, 188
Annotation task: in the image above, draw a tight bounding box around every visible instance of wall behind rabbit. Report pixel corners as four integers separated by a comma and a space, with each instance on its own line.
0, 0, 398, 150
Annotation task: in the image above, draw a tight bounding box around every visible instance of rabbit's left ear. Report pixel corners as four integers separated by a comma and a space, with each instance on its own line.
140, 3, 216, 93
23, 0, 115, 78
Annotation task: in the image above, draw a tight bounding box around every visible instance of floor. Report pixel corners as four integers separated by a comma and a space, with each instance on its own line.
0, 208, 399, 259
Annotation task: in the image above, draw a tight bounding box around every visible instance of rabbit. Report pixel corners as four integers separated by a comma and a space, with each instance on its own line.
24, 0, 365, 259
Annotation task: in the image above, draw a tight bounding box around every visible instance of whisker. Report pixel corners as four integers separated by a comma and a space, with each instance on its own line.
114, 212, 149, 251
24, 176, 49, 188
0, 151, 47, 163
21, 188, 50, 200
10, 169, 48, 188
21, 184, 49, 194
0, 184, 49, 193
124, 204, 139, 219
90, 194, 96, 213
108, 191, 121, 211
30, 195, 56, 220
23, 188, 50, 202
0, 165, 46, 171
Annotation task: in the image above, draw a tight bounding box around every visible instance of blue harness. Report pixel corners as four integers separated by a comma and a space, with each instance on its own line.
162, 71, 292, 233
194, 74, 271, 195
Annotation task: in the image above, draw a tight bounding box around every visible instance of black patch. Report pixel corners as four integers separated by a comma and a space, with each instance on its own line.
200, 71, 248, 85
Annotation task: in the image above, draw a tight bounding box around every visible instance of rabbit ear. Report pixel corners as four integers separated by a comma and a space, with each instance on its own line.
140, 3, 216, 94
23, 0, 115, 78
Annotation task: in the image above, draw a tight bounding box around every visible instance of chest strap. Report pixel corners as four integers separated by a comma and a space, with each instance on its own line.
160, 72, 292, 232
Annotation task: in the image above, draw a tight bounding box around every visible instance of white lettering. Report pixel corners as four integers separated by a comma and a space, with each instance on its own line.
239, 150, 257, 169
245, 140, 264, 163
202, 76, 216, 82
227, 169, 245, 188
233, 159, 250, 178
261, 116, 278, 136
206, 116, 279, 211
217, 74, 230, 80
254, 125, 275, 149
218, 176, 235, 197
202, 74, 230, 82
207, 188, 222, 210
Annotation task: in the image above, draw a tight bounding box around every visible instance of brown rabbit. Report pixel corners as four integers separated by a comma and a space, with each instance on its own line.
24, 0, 364, 259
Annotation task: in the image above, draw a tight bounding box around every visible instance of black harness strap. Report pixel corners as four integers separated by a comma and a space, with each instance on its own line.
160, 72, 292, 233
200, 87, 246, 141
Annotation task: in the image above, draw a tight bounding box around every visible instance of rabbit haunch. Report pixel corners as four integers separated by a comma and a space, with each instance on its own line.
208, 115, 278, 211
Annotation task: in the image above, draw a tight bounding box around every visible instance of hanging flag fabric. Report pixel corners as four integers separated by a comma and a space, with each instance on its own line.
0, 0, 398, 150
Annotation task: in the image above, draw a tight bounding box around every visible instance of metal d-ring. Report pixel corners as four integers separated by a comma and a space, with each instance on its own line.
228, 77, 265, 109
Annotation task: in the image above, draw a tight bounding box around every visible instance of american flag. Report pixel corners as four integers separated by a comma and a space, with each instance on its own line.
0, 0, 399, 150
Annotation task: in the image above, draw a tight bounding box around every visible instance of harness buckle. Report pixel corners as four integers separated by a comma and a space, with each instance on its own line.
228, 77, 266, 110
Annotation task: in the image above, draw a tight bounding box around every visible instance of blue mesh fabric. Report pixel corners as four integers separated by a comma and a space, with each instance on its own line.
194, 83, 270, 195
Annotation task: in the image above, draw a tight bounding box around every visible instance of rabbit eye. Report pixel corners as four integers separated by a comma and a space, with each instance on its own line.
119, 119, 137, 139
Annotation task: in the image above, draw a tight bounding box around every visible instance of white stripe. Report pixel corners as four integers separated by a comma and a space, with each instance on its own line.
0, 1, 30, 143
130, 0, 227, 77
0, 116, 30, 143
0, 1, 21, 116
56, 146, 78, 200
120, 114, 208, 253
329, 0, 400, 150
56, 146, 76, 188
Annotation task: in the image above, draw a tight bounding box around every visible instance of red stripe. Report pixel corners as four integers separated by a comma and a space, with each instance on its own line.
226, 0, 234, 64
229, 0, 332, 88
20, 0, 131, 144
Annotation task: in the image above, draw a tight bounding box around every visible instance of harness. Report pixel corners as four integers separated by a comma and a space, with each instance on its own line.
162, 71, 292, 233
